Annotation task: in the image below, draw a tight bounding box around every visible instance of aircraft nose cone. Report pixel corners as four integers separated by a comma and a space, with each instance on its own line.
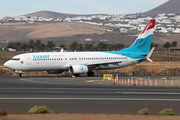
4, 61, 11, 69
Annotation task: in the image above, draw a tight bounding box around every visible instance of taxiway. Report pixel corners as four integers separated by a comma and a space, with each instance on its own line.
0, 76, 180, 114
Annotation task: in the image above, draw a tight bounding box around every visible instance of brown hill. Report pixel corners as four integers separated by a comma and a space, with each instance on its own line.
0, 22, 180, 47
143, 0, 180, 16
24, 10, 107, 18
24, 10, 79, 18
0, 22, 106, 42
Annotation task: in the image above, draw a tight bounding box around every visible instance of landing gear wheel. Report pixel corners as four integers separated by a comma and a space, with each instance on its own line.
19, 73, 24, 77
87, 71, 94, 76
73, 74, 80, 77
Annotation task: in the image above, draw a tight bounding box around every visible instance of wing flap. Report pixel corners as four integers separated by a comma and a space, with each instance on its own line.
87, 60, 123, 66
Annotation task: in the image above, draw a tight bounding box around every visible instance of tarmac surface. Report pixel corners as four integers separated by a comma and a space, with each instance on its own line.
0, 76, 180, 114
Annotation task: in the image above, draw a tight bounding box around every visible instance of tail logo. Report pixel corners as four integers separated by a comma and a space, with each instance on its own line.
141, 20, 155, 34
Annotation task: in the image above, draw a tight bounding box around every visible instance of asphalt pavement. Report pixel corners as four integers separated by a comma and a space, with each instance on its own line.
0, 76, 180, 114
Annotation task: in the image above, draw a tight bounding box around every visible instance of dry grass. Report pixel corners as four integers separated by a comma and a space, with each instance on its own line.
1, 113, 180, 120
0, 111, 7, 116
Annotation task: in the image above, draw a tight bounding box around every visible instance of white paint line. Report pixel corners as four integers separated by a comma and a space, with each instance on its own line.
25, 92, 180, 94
119, 92, 180, 95
0, 98, 180, 101
0, 91, 180, 95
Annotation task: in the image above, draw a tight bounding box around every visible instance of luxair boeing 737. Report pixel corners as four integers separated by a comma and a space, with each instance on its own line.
4, 19, 156, 77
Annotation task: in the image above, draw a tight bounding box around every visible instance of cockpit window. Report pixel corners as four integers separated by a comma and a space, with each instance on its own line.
11, 58, 20, 61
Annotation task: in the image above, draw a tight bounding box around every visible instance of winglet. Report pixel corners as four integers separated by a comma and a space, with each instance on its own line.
146, 47, 155, 63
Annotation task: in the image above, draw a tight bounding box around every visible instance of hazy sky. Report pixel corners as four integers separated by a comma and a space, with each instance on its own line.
0, 0, 169, 16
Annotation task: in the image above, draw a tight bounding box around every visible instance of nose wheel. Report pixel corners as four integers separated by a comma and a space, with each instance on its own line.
19, 73, 24, 77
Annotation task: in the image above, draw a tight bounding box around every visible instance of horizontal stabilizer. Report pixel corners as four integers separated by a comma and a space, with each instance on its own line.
146, 47, 155, 63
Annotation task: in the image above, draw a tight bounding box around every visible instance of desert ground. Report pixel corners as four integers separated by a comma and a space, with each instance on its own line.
1, 113, 180, 120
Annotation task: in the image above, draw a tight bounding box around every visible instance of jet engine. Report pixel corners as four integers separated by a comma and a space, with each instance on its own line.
45, 70, 64, 74
69, 65, 88, 74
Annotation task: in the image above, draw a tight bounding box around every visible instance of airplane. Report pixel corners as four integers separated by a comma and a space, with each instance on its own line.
4, 19, 156, 77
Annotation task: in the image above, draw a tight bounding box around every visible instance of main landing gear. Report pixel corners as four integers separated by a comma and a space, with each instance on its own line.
87, 71, 94, 76
19, 73, 24, 77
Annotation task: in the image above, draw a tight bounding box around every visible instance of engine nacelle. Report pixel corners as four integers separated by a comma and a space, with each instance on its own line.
45, 70, 64, 74
69, 65, 88, 74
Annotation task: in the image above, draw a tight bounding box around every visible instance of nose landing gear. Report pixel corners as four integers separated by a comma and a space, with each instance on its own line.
14, 70, 24, 77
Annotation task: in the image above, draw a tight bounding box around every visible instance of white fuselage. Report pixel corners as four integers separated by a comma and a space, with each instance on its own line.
4, 51, 139, 72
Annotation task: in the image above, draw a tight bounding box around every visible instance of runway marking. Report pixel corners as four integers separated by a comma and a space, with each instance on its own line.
20, 79, 62, 84
0, 90, 180, 95
0, 88, 180, 94
1, 98, 180, 101
19, 78, 90, 85
119, 92, 180, 95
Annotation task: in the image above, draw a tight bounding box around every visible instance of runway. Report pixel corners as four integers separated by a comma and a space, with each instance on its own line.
0, 76, 180, 114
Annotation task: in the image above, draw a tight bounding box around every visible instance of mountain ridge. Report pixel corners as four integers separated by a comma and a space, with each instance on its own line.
24, 10, 107, 18
143, 0, 180, 16
24, 10, 79, 18
24, 1, 180, 18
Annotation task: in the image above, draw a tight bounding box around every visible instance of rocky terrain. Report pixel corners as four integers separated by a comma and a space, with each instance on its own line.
143, 0, 180, 16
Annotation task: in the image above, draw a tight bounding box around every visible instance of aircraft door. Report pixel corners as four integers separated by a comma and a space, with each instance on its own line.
26, 56, 31, 65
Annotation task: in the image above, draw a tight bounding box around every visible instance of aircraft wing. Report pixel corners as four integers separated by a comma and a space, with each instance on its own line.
87, 60, 126, 66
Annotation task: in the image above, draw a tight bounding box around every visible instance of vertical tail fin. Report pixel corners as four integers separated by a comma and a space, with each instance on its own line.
121, 19, 156, 53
